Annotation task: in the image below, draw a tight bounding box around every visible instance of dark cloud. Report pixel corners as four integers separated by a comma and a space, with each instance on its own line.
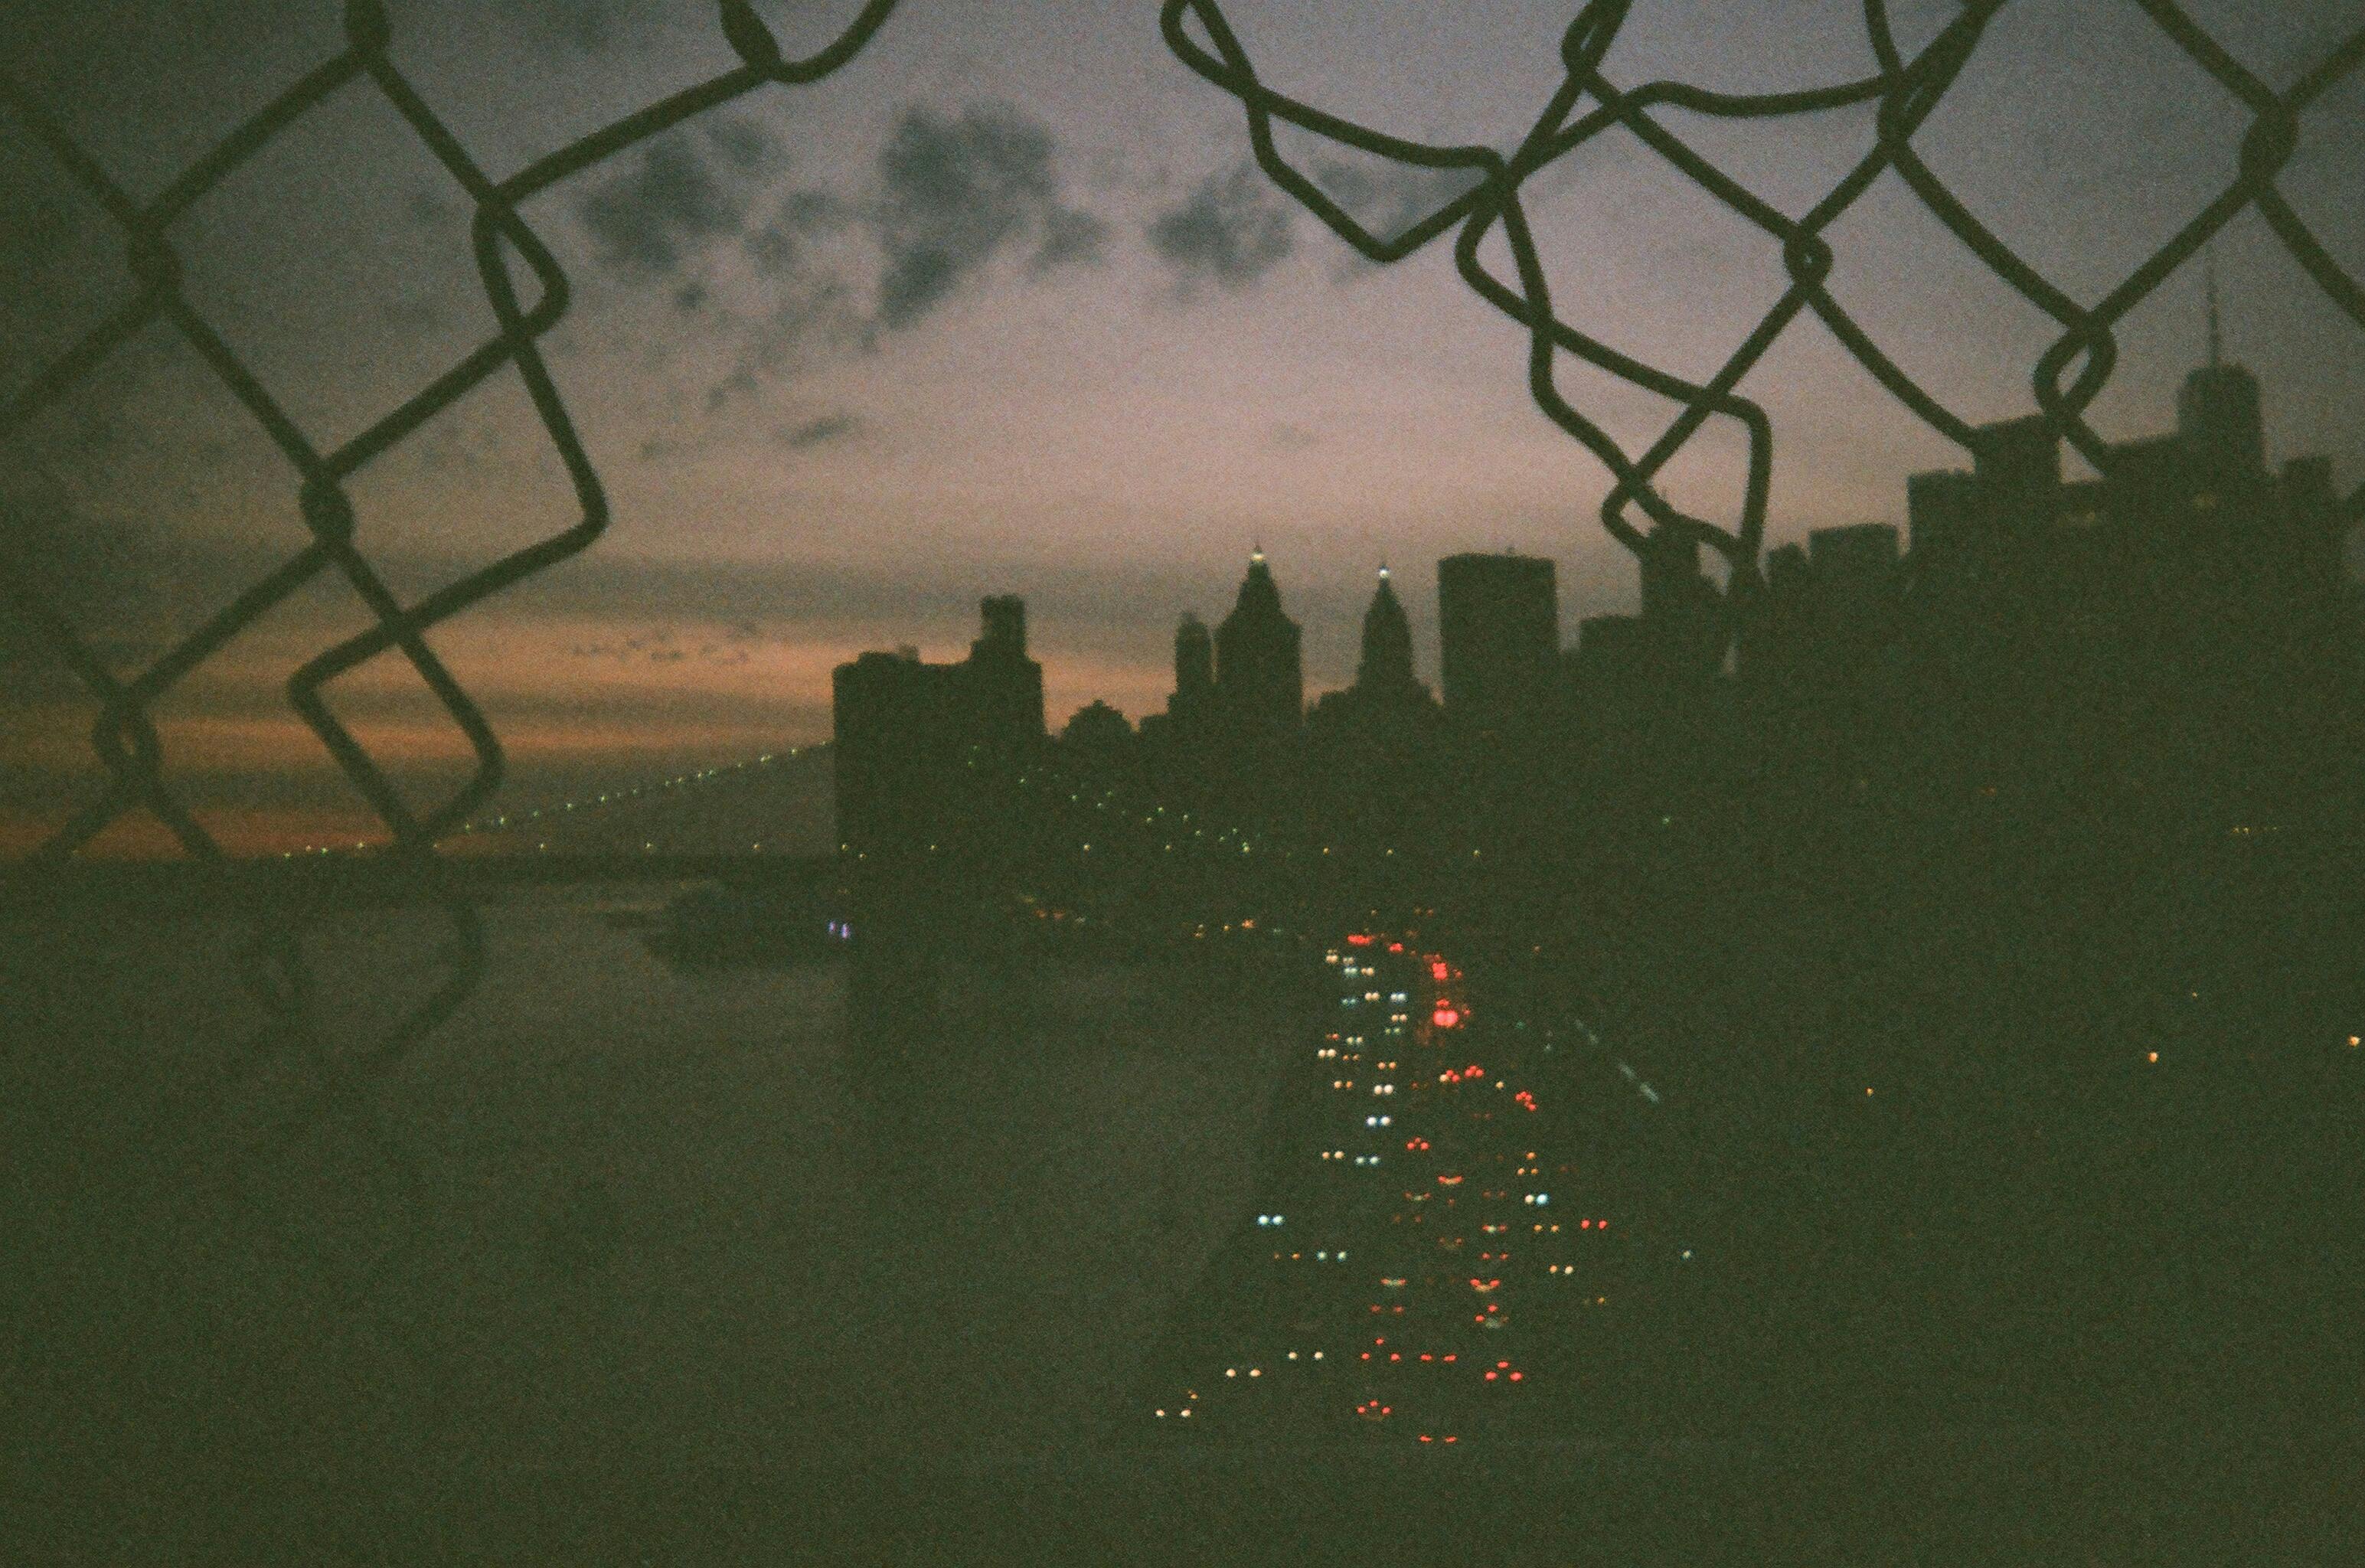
1145, 162, 1295, 296
871, 103, 1106, 331
741, 190, 857, 293
1033, 204, 1109, 273
783, 188, 857, 230
706, 367, 763, 415
1312, 158, 1482, 274
878, 247, 958, 327
747, 191, 861, 276
570, 626, 677, 662
704, 116, 778, 175
779, 413, 864, 449
703, 104, 1104, 407
744, 225, 801, 278
511, 0, 658, 55
576, 137, 744, 277
727, 266, 867, 396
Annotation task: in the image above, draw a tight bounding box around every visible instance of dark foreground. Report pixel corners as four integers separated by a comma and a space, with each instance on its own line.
2, 877, 2359, 1564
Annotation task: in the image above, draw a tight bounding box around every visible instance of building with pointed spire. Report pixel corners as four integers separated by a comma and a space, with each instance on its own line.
2174, 256, 2265, 489
1214, 547, 1305, 737
1312, 565, 1442, 737
1739, 327, 2359, 810
1354, 565, 1426, 705
1308, 566, 1448, 846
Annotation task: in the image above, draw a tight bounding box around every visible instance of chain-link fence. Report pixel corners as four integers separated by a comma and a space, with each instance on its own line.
1163, 0, 2365, 649
2, 15, 904, 1521
2, 0, 901, 1057
8, 0, 2358, 1004
1, 7, 2359, 1550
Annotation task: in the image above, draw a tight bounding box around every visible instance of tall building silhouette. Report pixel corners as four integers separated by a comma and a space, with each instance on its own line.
1354, 566, 1426, 706
2177, 255, 2265, 488
1904, 354, 2340, 620
2176, 362, 2265, 491
965, 593, 1047, 740
1740, 340, 2356, 811
1310, 566, 1441, 740
1141, 611, 1217, 763
1633, 524, 1728, 681
1570, 613, 1648, 687
1437, 552, 1557, 734
1214, 547, 1304, 736
1808, 524, 1901, 602
831, 596, 1044, 855
1740, 524, 1900, 694
1173, 612, 1214, 721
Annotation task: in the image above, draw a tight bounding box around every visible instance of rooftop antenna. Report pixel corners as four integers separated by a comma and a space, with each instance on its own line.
2205, 247, 2224, 369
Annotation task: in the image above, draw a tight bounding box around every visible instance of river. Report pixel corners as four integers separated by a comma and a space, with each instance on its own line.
1, 882, 2343, 1563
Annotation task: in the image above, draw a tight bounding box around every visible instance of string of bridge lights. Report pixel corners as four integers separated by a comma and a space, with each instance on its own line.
277, 748, 807, 858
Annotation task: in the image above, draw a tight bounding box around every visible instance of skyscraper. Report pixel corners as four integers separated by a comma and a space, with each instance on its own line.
964, 593, 1046, 743
1310, 565, 1440, 742
1354, 566, 1423, 704
1437, 552, 1557, 733
831, 596, 1044, 855
1142, 611, 1217, 761
2177, 253, 2265, 488
1970, 415, 2062, 534
1215, 547, 1304, 735
831, 648, 962, 856
1174, 612, 1214, 714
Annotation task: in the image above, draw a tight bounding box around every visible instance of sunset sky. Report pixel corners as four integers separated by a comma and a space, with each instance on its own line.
3, 0, 2360, 854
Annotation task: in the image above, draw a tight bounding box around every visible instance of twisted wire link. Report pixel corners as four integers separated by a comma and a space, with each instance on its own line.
1, 0, 903, 1062
1, 2, 906, 1485
1164, 0, 2365, 632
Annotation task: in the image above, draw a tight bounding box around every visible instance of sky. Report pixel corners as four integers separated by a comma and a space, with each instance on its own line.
2, 0, 2361, 854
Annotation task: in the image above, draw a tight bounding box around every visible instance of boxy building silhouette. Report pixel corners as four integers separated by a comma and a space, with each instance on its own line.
1437, 552, 1559, 739
832, 597, 1044, 857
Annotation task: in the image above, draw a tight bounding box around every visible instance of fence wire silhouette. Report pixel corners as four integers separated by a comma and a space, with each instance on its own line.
0, 7, 2357, 1546
1163, 0, 2365, 657
1, 0, 902, 1059
1, 9, 903, 1488
5, 1, 2358, 997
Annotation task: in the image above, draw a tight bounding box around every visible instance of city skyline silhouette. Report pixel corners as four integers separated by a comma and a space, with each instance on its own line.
5, 4, 2363, 1563
6, 0, 2362, 858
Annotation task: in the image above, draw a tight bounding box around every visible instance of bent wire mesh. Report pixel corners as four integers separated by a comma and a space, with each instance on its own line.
0, 0, 903, 1059
1161, 0, 2365, 671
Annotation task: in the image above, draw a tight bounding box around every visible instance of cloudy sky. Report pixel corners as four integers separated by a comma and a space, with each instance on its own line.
3, 0, 2360, 854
